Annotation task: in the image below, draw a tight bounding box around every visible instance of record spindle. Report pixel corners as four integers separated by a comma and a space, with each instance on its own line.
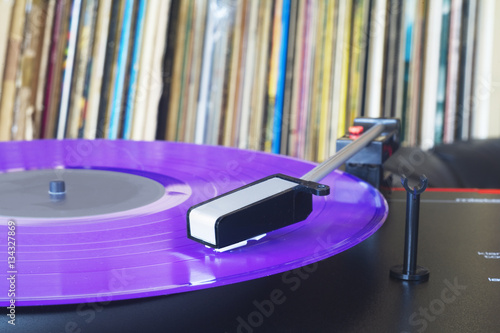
49, 180, 66, 201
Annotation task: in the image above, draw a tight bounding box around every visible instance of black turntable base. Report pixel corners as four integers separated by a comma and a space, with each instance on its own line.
10, 189, 500, 332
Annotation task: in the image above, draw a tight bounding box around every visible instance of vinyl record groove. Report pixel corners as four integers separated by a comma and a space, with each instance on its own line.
0, 140, 387, 306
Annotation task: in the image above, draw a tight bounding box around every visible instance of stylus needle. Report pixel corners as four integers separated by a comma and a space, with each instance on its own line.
187, 123, 386, 251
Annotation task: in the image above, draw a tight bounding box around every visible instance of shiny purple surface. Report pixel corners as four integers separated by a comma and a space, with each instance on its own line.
0, 140, 388, 306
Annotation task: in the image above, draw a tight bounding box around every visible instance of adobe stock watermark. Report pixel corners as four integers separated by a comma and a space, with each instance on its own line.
235, 263, 318, 333
234, 233, 336, 333
62, 268, 134, 333
51, 132, 146, 182
395, 146, 427, 179
402, 277, 467, 333
179, 148, 259, 216
6, 219, 17, 326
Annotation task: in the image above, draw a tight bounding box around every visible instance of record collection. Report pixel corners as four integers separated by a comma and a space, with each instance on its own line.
0, 0, 497, 161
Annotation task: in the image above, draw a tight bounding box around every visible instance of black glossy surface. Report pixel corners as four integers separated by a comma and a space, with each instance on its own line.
7, 190, 500, 333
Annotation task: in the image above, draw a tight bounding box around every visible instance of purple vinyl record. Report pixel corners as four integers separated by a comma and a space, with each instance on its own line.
0, 140, 388, 306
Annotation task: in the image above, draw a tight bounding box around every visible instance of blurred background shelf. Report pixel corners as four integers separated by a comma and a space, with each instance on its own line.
0, 0, 499, 162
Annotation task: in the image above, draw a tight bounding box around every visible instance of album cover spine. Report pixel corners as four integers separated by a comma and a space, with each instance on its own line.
194, 0, 221, 145
434, 0, 451, 144
221, 0, 244, 147
0, 0, 27, 141
66, 0, 88, 139
77, 0, 99, 139
455, 0, 477, 141
103, 1, 127, 137
399, 0, 416, 144
22, 0, 50, 140
325, 0, 341, 157
29, 0, 51, 140
183, 0, 207, 143
0, 0, 15, 101
41, 0, 67, 138
107, 0, 134, 139
328, 0, 347, 156
311, 0, 326, 161
67, 0, 98, 139
264, 0, 282, 153
142, 0, 170, 141
271, 0, 290, 154
297, 0, 315, 159
216, 0, 234, 145
280, 0, 298, 156
420, 0, 443, 149
96, 0, 122, 138
200, 2, 220, 146
230, 0, 249, 147
248, 0, 273, 151
122, 0, 146, 140
344, 0, 358, 132
470, 0, 494, 139
56, 0, 83, 139
34, 0, 56, 139
393, 0, 407, 123
216, 2, 236, 147
238, 0, 259, 149
205, 2, 232, 146
443, 0, 463, 144
13, 0, 38, 141
364, 0, 385, 119
288, 0, 305, 157
177, 0, 196, 142
407, 0, 426, 147
358, 0, 372, 119
118, 1, 139, 140
381, 0, 402, 118
336, 0, 353, 139
231, 0, 249, 148
165, 0, 190, 142
318, 0, 335, 162
305, 0, 322, 162
156, 0, 180, 140
83, 0, 112, 139
129, 0, 159, 140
